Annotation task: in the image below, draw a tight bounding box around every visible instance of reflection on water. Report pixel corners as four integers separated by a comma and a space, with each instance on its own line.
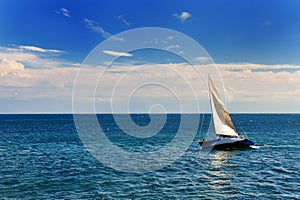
210, 151, 235, 169
203, 151, 237, 197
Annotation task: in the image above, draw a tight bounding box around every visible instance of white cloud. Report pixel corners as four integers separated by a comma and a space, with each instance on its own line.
0, 58, 24, 70
84, 18, 125, 41
0, 46, 72, 70
102, 50, 133, 57
0, 46, 78, 103
214, 62, 300, 71
173, 11, 191, 23
0, 58, 28, 78
194, 56, 211, 62
0, 45, 299, 113
166, 36, 175, 40
20, 45, 63, 53
118, 15, 131, 27
92, 63, 300, 113
110, 36, 125, 42
166, 45, 180, 50
56, 8, 70, 18
84, 18, 111, 38
0, 46, 63, 69
216, 63, 300, 109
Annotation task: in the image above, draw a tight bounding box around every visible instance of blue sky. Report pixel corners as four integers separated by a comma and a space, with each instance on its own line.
1, 0, 300, 64
0, 0, 300, 113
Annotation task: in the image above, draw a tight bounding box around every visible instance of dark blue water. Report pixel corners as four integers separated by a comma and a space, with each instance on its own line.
0, 114, 299, 199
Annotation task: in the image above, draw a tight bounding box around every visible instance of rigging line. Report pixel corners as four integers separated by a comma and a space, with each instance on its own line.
198, 113, 205, 139
234, 114, 248, 138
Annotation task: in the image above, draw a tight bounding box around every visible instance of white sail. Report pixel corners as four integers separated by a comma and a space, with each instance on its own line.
209, 76, 238, 137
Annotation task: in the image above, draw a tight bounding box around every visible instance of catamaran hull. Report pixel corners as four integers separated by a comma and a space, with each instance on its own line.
199, 138, 254, 150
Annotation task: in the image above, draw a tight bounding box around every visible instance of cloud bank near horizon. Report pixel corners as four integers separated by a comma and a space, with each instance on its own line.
0, 45, 299, 113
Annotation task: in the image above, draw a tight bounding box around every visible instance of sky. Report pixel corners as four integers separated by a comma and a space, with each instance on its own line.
0, 0, 300, 113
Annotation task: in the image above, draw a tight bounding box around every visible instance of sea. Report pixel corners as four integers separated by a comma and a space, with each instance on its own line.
0, 114, 299, 199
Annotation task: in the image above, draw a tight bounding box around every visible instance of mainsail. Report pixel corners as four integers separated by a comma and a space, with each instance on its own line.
208, 76, 239, 137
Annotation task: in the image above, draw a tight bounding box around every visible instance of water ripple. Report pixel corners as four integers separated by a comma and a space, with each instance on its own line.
0, 114, 299, 199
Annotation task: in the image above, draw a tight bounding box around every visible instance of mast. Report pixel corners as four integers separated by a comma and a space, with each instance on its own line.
208, 76, 238, 137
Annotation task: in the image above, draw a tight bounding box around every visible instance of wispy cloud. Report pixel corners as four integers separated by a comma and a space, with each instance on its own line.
20, 45, 63, 53
118, 15, 131, 27
173, 11, 191, 23
56, 8, 70, 18
84, 18, 111, 38
84, 18, 124, 41
194, 56, 211, 62
166, 45, 180, 51
103, 50, 133, 57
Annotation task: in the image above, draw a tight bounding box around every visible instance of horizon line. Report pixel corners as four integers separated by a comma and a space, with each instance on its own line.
0, 112, 299, 114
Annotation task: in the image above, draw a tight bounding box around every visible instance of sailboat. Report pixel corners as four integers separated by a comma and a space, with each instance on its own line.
198, 76, 254, 150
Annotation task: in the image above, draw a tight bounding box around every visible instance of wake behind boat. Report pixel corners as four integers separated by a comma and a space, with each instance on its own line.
199, 76, 254, 150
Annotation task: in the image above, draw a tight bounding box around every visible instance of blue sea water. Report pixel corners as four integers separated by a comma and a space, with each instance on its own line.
0, 114, 299, 199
